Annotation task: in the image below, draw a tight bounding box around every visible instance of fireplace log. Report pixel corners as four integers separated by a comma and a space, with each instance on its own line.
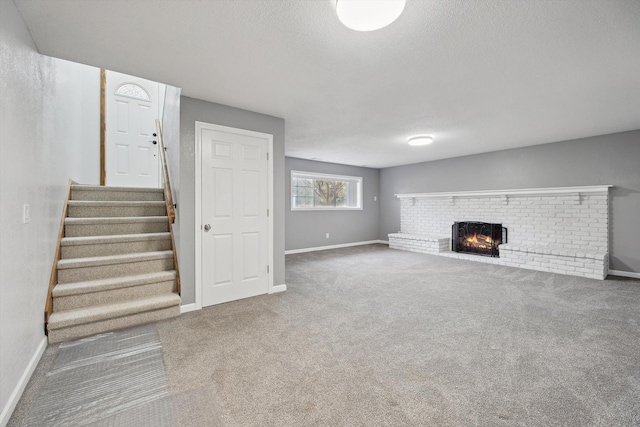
453, 221, 505, 258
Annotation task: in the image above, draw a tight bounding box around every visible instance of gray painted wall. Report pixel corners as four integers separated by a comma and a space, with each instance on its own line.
0, 1, 100, 421
162, 85, 181, 256
379, 130, 640, 273
285, 157, 380, 251
179, 96, 285, 305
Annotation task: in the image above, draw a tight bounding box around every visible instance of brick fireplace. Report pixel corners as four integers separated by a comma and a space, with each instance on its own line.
388, 185, 612, 280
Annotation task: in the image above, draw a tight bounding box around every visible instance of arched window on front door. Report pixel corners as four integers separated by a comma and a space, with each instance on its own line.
115, 83, 150, 101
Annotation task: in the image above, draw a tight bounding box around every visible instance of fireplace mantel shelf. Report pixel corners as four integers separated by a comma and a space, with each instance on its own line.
395, 185, 613, 200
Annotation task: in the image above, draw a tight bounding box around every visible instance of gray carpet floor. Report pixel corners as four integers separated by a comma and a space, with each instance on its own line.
10, 244, 640, 426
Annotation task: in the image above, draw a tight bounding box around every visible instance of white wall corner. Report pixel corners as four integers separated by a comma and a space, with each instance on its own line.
0, 337, 47, 427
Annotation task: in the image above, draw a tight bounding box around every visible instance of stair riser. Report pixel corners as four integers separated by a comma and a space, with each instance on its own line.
71, 189, 164, 202
61, 239, 172, 259
65, 221, 169, 237
54, 280, 176, 311
47, 305, 180, 344
68, 205, 166, 218
58, 258, 174, 283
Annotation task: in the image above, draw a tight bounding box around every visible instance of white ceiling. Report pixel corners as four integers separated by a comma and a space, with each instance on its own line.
15, 0, 640, 168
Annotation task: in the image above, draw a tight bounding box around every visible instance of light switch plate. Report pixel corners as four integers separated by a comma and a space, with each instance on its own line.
23, 204, 30, 224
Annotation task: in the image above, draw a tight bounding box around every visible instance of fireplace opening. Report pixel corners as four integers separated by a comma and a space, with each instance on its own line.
452, 222, 507, 257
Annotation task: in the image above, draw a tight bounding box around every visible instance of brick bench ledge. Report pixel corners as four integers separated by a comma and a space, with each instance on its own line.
499, 243, 607, 261
388, 233, 449, 243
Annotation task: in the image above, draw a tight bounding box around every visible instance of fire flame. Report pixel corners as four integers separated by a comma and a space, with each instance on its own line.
464, 233, 493, 249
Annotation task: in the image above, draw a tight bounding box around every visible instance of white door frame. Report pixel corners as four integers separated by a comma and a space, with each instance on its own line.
194, 121, 274, 310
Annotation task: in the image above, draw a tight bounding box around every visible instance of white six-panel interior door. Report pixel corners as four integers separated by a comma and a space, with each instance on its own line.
196, 122, 273, 307
105, 70, 161, 188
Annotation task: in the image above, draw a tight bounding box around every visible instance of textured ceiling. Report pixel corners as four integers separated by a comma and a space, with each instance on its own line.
15, 0, 640, 168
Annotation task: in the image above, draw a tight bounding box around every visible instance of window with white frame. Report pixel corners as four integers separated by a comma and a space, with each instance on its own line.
291, 171, 363, 210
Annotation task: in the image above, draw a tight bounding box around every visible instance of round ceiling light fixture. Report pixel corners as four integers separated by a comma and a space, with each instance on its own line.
335, 0, 406, 32
408, 135, 434, 146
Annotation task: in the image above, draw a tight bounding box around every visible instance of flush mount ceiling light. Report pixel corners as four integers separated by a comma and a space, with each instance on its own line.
335, 0, 406, 32
408, 135, 434, 146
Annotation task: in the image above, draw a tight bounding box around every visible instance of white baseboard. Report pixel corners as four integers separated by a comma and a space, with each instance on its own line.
608, 269, 640, 279
0, 337, 47, 427
285, 240, 388, 255
181, 283, 287, 310
270, 284, 287, 293
180, 303, 198, 314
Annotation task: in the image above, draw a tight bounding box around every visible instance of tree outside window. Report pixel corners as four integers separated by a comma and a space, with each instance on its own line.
291, 171, 362, 210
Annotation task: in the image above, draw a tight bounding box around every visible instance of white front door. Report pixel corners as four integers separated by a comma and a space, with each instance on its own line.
105, 70, 160, 188
199, 123, 272, 306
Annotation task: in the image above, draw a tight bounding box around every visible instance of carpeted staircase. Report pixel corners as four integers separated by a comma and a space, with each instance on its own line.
46, 185, 181, 344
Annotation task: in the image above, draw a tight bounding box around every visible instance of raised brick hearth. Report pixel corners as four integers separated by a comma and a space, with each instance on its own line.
389, 185, 612, 280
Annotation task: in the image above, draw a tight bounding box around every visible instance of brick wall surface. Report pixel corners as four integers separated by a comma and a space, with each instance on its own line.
390, 193, 610, 279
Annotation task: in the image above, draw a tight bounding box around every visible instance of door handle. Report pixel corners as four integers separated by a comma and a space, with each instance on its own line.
204, 224, 211, 232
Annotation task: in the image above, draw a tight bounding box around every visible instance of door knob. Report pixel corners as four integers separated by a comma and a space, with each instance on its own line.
204, 224, 211, 231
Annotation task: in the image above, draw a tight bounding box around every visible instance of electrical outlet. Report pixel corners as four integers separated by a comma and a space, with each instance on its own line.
374, 196, 377, 201
23, 204, 30, 224
325, 233, 330, 239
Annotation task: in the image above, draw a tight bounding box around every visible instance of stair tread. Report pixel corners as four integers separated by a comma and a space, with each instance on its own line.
53, 271, 177, 297
58, 250, 174, 269
61, 232, 170, 246
65, 216, 168, 224
49, 183, 178, 341
68, 200, 165, 206
48, 293, 181, 329
71, 185, 163, 192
